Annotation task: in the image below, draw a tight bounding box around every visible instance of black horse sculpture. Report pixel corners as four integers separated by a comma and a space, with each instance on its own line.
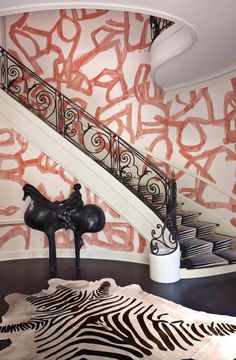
22, 183, 105, 273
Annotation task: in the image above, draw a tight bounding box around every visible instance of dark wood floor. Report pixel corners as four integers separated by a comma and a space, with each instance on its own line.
1, 258, 236, 351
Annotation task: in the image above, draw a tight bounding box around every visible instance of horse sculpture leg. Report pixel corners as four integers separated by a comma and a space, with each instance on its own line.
73, 230, 84, 271
47, 232, 57, 273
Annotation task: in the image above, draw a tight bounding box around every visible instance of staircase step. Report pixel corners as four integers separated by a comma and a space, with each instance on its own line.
198, 233, 233, 251
176, 215, 182, 226
177, 210, 201, 224
132, 185, 148, 191
214, 249, 236, 264
180, 238, 213, 258
158, 201, 183, 215
177, 225, 197, 241
183, 221, 217, 237
132, 185, 166, 205
151, 196, 165, 207
181, 253, 229, 269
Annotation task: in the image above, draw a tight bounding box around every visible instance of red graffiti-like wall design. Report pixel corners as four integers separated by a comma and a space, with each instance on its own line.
0, 124, 146, 254
1, 8, 236, 248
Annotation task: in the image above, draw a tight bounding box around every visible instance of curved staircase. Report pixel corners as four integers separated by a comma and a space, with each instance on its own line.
0, 45, 235, 277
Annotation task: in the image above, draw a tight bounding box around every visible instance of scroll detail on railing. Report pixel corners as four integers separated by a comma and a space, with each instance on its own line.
150, 16, 174, 43
0, 46, 177, 253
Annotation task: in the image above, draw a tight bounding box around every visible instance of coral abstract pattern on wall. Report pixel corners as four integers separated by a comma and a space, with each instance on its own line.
0, 123, 146, 256
0, 8, 235, 259
5, 9, 235, 227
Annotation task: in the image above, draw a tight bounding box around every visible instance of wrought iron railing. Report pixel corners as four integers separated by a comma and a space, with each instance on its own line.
0, 46, 177, 253
150, 16, 174, 43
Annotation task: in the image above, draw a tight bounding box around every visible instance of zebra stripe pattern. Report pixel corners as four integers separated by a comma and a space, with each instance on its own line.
1, 280, 236, 359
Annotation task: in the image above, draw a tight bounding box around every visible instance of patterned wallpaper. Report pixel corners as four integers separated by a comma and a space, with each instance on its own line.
0, 9, 235, 258
0, 118, 146, 257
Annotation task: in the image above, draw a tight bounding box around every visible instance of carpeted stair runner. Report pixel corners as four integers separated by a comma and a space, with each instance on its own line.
176, 215, 182, 226
176, 205, 236, 270
177, 210, 200, 224
179, 238, 213, 258
214, 249, 236, 264
199, 233, 233, 251
181, 253, 229, 269
177, 224, 197, 241
123, 181, 235, 270
181, 221, 218, 237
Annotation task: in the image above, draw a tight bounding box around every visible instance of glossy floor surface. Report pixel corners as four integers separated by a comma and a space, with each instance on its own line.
1, 258, 236, 351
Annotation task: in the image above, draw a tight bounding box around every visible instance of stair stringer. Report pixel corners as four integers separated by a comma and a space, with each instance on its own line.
0, 89, 174, 258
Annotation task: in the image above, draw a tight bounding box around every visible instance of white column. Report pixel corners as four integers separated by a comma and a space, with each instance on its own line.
149, 243, 181, 283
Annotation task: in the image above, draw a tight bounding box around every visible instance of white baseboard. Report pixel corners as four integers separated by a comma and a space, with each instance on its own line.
180, 264, 236, 279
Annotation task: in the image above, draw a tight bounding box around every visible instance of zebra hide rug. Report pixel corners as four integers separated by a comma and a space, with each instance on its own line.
0, 278, 236, 359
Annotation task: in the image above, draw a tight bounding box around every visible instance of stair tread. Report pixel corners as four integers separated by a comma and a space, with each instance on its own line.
181, 253, 229, 269
214, 249, 236, 263
180, 238, 214, 258
199, 233, 234, 241
183, 221, 217, 229
176, 215, 182, 226
177, 224, 198, 230
178, 214, 200, 224
179, 237, 214, 248
177, 210, 200, 216
177, 225, 197, 241
181, 250, 213, 259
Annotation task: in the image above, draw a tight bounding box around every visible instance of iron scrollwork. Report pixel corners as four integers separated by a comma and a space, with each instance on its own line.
0, 45, 178, 253
150, 172, 178, 254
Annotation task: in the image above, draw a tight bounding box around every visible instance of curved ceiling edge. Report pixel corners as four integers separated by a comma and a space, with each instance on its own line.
150, 23, 197, 91
0, 0, 198, 93
0, 1, 195, 23
163, 63, 236, 93
2, 1, 232, 95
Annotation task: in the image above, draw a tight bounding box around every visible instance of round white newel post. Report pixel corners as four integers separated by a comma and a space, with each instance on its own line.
149, 243, 181, 283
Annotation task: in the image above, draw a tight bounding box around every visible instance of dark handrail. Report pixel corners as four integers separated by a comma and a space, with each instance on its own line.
0, 46, 177, 253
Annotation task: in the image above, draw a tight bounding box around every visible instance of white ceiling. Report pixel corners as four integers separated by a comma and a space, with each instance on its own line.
1, 0, 236, 92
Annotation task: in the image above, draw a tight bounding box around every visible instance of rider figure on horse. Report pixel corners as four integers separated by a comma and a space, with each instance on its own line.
56, 183, 84, 231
